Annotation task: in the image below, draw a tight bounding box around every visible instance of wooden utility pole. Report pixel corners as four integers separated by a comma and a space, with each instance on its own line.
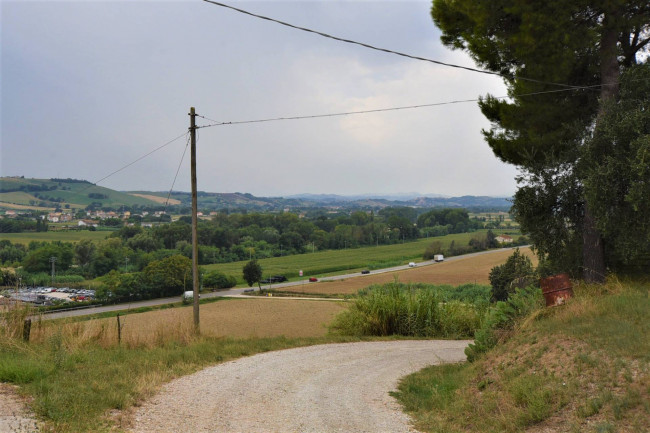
189, 107, 200, 332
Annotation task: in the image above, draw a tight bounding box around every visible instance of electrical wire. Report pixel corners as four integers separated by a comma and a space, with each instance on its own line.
195, 84, 604, 129
89, 132, 188, 188
163, 133, 191, 213
201, 0, 588, 90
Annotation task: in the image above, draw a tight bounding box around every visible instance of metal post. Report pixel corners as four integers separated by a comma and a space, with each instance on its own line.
189, 107, 200, 333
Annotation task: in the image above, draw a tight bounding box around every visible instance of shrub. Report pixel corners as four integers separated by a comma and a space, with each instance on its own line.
465, 286, 544, 362
203, 270, 237, 289
423, 241, 444, 260
489, 248, 536, 301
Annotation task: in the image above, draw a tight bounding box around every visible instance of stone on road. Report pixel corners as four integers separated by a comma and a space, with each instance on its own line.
130, 340, 469, 433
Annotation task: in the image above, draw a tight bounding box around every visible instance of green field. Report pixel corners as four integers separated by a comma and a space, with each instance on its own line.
0, 191, 49, 206
0, 177, 159, 208
204, 230, 520, 281
1, 231, 111, 244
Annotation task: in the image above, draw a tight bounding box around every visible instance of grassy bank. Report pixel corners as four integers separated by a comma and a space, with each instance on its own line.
393, 278, 650, 432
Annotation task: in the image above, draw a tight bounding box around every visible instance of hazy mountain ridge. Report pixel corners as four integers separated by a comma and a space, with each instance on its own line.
1, 178, 511, 211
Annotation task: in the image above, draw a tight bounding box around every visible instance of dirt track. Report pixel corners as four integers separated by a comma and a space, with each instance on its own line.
129, 340, 470, 433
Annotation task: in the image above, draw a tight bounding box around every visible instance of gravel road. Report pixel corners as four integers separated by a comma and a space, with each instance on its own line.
130, 340, 470, 433
0, 384, 39, 433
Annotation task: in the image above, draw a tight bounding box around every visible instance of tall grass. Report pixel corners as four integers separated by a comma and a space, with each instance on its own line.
330, 282, 486, 338
393, 278, 650, 433
0, 298, 33, 340
0, 305, 363, 432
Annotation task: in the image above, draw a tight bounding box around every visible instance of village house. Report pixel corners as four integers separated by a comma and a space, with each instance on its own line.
78, 219, 98, 228
495, 234, 514, 244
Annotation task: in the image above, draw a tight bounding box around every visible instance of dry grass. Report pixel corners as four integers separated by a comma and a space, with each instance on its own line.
284, 247, 537, 295
128, 193, 181, 205
28, 298, 347, 348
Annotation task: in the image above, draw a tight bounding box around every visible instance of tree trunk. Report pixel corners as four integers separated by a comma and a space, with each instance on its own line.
582, 10, 620, 284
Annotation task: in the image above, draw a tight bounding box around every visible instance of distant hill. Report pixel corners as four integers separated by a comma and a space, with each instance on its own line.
0, 177, 511, 212
0, 177, 160, 210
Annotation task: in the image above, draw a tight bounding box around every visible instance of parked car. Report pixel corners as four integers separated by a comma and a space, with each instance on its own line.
309, 277, 318, 282
261, 275, 288, 283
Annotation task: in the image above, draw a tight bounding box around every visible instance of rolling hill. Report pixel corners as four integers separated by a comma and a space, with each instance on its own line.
0, 177, 512, 212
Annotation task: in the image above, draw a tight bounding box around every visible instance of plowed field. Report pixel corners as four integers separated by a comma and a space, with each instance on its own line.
283, 247, 536, 295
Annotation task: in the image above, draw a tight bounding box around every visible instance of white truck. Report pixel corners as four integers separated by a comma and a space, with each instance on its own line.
434, 254, 444, 262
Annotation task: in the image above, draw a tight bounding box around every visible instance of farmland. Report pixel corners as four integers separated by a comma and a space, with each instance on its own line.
29, 297, 347, 345
281, 247, 536, 295
0, 243, 530, 432
204, 230, 521, 282
0, 177, 159, 209
1, 230, 111, 244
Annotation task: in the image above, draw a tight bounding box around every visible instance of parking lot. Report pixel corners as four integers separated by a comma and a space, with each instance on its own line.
2, 287, 96, 306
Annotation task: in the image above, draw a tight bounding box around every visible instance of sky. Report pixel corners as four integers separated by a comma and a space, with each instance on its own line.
1, 0, 519, 198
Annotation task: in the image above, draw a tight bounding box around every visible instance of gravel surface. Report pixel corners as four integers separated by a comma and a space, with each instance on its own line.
130, 340, 470, 433
0, 384, 40, 433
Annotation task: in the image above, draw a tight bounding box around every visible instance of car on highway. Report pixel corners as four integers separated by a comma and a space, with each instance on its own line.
309, 277, 318, 282
408, 262, 416, 267
361, 270, 370, 274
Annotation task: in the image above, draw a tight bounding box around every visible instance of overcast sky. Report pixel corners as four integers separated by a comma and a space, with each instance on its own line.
2, 0, 519, 197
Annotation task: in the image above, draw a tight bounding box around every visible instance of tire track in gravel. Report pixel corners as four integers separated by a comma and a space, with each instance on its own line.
130, 340, 470, 433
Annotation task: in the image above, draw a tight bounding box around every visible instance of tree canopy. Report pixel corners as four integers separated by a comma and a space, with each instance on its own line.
432, 0, 650, 279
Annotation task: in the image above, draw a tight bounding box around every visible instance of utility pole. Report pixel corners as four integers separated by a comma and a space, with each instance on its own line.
50, 256, 57, 285
189, 107, 200, 333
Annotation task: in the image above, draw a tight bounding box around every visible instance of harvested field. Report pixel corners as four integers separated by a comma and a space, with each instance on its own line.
283, 247, 537, 296
32, 298, 347, 347
129, 193, 181, 205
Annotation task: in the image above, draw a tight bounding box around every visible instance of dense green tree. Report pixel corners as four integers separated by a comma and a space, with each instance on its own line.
143, 255, 192, 297
378, 207, 418, 223
111, 225, 143, 240
22, 242, 74, 273
153, 222, 191, 249
582, 66, 650, 270
126, 232, 162, 253
489, 249, 535, 302
74, 239, 96, 270
242, 259, 263, 288
0, 240, 26, 265
432, 0, 650, 281
91, 238, 129, 277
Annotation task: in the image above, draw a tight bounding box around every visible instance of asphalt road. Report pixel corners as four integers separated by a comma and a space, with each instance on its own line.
40, 246, 526, 321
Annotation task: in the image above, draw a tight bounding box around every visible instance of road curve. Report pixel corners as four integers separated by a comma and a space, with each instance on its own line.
129, 340, 470, 433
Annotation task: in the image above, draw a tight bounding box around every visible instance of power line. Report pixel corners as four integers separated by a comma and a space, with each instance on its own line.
195, 85, 603, 129
90, 132, 188, 188
201, 0, 587, 90
164, 133, 191, 213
